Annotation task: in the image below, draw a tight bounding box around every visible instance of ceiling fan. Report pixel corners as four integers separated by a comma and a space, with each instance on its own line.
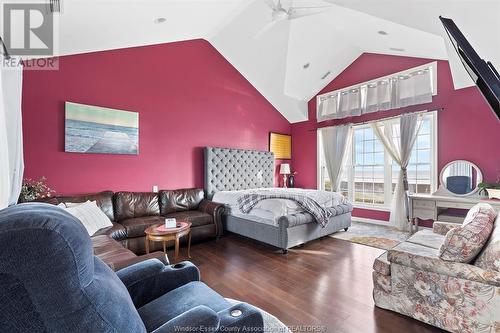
256, 0, 332, 38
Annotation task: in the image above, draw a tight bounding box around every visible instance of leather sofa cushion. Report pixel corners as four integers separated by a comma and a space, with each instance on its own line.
92, 235, 137, 265
159, 189, 204, 215
91, 235, 168, 271
92, 222, 128, 241
120, 216, 165, 238
114, 192, 160, 221
125, 224, 216, 255
164, 211, 212, 228
47, 191, 115, 221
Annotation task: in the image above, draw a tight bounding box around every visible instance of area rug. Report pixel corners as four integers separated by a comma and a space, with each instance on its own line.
330, 221, 410, 250
227, 298, 292, 333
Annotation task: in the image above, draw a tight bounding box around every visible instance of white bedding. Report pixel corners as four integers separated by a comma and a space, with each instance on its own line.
212, 188, 347, 226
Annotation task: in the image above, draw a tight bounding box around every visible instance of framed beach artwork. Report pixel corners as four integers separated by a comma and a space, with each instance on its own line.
65, 102, 139, 155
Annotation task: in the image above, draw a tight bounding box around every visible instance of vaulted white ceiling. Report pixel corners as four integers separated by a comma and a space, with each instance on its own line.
4, 0, 499, 123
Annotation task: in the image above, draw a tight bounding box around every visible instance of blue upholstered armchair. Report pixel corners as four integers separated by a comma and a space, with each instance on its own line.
0, 204, 263, 333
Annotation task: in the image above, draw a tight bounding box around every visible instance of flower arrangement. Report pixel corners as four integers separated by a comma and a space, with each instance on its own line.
19, 177, 55, 203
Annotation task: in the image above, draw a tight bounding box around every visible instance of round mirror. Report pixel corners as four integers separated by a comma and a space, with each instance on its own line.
440, 160, 483, 196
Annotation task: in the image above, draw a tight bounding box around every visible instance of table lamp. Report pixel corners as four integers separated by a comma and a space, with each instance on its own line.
279, 163, 291, 188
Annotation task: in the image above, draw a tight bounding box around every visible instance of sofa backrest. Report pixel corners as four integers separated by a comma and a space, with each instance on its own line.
114, 192, 160, 221
474, 211, 500, 272
0, 203, 146, 333
159, 188, 204, 215
45, 191, 115, 221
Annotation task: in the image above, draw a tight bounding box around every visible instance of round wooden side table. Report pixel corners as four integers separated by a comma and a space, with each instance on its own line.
144, 222, 192, 260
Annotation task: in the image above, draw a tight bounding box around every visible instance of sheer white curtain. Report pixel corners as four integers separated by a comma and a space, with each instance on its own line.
372, 113, 423, 231
317, 65, 434, 122
395, 69, 433, 108
0, 58, 24, 209
320, 125, 352, 192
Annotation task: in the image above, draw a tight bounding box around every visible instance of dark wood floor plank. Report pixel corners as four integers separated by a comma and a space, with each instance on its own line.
171, 233, 445, 333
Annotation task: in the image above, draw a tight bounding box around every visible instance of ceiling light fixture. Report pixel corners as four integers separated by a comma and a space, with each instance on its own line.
303, 63, 310, 69
390, 47, 405, 52
378, 30, 388, 35
154, 17, 167, 24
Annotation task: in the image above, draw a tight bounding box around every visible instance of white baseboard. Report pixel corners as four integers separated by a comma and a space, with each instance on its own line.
352, 216, 393, 227
352, 216, 432, 230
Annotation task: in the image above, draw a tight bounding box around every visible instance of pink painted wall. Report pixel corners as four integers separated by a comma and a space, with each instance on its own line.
292, 53, 500, 221
22, 39, 291, 194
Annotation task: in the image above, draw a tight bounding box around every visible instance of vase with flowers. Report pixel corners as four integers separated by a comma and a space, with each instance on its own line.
19, 177, 55, 203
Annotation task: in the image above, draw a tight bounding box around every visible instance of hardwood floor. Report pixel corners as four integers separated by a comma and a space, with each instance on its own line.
173, 233, 445, 333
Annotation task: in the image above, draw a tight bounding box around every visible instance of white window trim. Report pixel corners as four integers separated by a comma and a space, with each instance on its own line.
317, 111, 438, 212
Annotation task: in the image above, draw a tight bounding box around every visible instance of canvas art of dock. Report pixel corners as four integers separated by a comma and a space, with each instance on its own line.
64, 102, 139, 155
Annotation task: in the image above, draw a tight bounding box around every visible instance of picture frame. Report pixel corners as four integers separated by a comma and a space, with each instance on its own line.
65, 102, 139, 155
269, 132, 291, 159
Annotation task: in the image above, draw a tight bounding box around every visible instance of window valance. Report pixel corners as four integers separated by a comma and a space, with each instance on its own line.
317, 62, 437, 122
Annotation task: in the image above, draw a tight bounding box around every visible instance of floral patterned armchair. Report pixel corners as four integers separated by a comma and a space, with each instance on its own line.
373, 216, 500, 333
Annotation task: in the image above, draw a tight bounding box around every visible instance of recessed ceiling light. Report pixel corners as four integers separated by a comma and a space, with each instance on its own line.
303, 63, 310, 69
154, 17, 167, 24
378, 30, 388, 35
390, 47, 405, 52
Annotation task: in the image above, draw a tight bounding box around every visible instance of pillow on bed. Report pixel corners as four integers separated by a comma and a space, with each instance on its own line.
254, 199, 302, 216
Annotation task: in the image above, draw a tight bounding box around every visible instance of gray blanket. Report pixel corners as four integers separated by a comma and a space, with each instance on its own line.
237, 193, 332, 227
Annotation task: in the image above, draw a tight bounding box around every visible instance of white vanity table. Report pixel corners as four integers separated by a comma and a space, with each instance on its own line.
408, 160, 500, 233
409, 193, 500, 231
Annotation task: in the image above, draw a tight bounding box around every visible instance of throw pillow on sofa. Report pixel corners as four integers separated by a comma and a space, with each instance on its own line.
64, 200, 112, 236
439, 203, 496, 263
474, 214, 500, 272
463, 203, 498, 225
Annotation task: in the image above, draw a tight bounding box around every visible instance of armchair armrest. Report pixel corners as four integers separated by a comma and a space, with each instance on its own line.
116, 259, 200, 308
152, 305, 220, 333
217, 303, 264, 331
198, 199, 226, 237
433, 221, 460, 236
387, 249, 500, 287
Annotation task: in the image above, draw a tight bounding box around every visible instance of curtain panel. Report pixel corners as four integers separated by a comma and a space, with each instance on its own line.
0, 58, 24, 209
371, 113, 423, 231
317, 64, 434, 122
319, 125, 352, 192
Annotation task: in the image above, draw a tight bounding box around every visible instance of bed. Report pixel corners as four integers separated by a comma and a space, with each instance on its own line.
204, 147, 352, 253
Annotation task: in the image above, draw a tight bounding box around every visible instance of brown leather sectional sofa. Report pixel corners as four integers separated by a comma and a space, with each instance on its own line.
44, 188, 224, 269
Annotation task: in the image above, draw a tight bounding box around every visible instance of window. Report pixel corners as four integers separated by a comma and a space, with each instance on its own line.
318, 112, 437, 209
353, 126, 386, 205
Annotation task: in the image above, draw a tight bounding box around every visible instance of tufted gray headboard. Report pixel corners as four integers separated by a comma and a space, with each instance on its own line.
204, 147, 275, 198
